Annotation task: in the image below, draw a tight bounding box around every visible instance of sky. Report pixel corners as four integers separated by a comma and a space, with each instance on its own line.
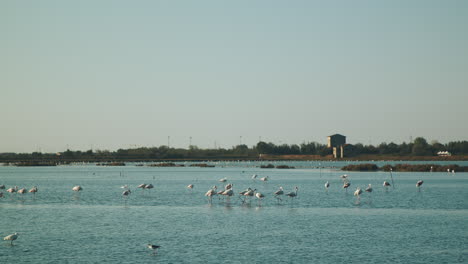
1, 0, 467, 153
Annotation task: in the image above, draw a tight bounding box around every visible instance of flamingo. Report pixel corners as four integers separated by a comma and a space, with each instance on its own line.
205, 186, 217, 202
6, 186, 18, 193
137, 184, 147, 189
29, 186, 38, 195
120, 185, 129, 189
324, 181, 330, 190
17, 188, 26, 194
255, 192, 265, 205
365, 184, 373, 193
224, 183, 233, 190
340, 174, 348, 179
187, 184, 194, 189
260, 176, 268, 182
383, 181, 391, 189
251, 174, 257, 179
274, 187, 284, 201
122, 189, 131, 196
243, 188, 256, 203
72, 186, 82, 192
354, 187, 362, 197
343, 182, 351, 192
416, 180, 424, 192
144, 184, 154, 190
286, 187, 298, 199
3, 233, 18, 245
147, 244, 160, 255
219, 178, 227, 183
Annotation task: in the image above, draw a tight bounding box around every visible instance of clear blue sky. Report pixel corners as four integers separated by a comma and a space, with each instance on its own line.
1, 0, 467, 152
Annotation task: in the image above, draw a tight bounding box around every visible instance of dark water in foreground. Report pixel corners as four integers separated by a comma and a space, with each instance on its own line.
1, 166, 467, 263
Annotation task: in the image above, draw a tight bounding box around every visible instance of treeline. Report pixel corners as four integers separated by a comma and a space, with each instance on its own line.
257, 138, 468, 157
0, 137, 467, 163
342, 163, 468, 172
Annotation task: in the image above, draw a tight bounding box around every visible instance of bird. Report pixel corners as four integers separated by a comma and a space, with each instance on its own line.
120, 185, 129, 189
325, 181, 330, 189
187, 184, 194, 189
147, 244, 160, 255
144, 184, 154, 189
365, 184, 373, 193
6, 186, 17, 193
72, 186, 82, 192
17, 188, 27, 194
340, 174, 348, 179
274, 186, 284, 201
343, 182, 351, 190
354, 187, 362, 197
122, 189, 131, 196
251, 174, 257, 179
383, 181, 391, 187
137, 184, 147, 189
3, 233, 18, 245
224, 183, 233, 190
260, 176, 268, 182
416, 180, 424, 191
219, 178, 227, 183
255, 192, 265, 204
29, 186, 38, 194
286, 187, 299, 199
205, 186, 217, 202
0, 184, 5, 189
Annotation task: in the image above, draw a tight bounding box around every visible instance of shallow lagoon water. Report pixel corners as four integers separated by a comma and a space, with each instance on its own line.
1, 165, 467, 263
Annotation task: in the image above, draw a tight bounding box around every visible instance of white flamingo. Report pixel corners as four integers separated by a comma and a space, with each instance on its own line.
72, 185, 82, 192
343, 182, 351, 192
187, 184, 194, 189
365, 184, 373, 193
3, 233, 18, 245
255, 191, 265, 205
354, 187, 362, 197
17, 188, 26, 194
219, 178, 227, 183
274, 187, 284, 201
6, 186, 18, 193
205, 186, 217, 202
144, 184, 154, 189
251, 174, 257, 179
260, 176, 268, 182
325, 181, 330, 190
122, 189, 131, 197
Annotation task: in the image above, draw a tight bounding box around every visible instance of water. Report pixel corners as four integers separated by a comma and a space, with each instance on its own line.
1, 165, 467, 263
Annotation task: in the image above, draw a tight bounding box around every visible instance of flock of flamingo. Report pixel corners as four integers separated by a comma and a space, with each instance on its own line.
1, 171, 426, 247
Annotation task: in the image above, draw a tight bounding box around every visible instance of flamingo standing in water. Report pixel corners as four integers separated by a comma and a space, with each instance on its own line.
274, 187, 284, 201
324, 181, 330, 190
416, 180, 424, 192
255, 191, 265, 205
187, 184, 194, 190
243, 188, 256, 203
383, 181, 391, 191
260, 176, 268, 182
365, 184, 373, 193
354, 187, 362, 197
286, 187, 298, 200
6, 186, 18, 193
3, 233, 19, 245
147, 244, 160, 255
251, 174, 257, 180
219, 178, 227, 183
343, 182, 351, 192
205, 186, 217, 202
17, 188, 26, 194
72, 186, 82, 192
29, 186, 38, 196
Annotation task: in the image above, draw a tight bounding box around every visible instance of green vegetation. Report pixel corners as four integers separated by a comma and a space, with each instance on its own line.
0, 137, 467, 164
